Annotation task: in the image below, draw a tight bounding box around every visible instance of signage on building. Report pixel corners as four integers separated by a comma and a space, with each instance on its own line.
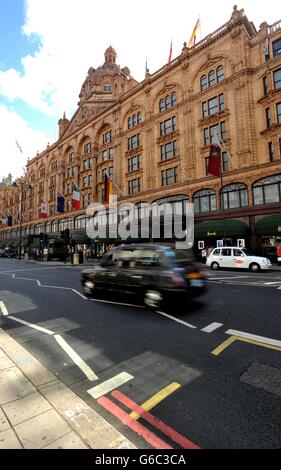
198, 241, 205, 250
278, 226, 281, 233
207, 231, 216, 236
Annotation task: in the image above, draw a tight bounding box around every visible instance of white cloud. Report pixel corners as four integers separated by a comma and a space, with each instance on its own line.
0, 104, 52, 180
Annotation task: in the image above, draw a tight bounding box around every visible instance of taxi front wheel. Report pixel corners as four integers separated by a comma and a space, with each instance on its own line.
250, 263, 260, 272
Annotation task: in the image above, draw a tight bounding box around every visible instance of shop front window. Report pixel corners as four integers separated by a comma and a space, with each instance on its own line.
253, 174, 281, 205
221, 183, 248, 210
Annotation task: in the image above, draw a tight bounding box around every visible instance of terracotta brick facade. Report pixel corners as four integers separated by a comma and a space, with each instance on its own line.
1, 7, 281, 260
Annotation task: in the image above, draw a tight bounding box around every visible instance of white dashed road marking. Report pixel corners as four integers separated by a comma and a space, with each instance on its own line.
8, 315, 55, 335
0, 301, 9, 316
156, 311, 197, 329
87, 372, 134, 399
201, 323, 224, 333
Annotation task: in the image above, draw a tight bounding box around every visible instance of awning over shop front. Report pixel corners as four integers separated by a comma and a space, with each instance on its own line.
0, 241, 6, 248
195, 218, 248, 238
255, 214, 281, 236
71, 233, 91, 244
22, 239, 29, 247
12, 240, 20, 247
5, 240, 14, 247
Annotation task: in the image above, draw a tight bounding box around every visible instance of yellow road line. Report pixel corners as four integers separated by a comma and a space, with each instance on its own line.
211, 336, 237, 356
212, 335, 281, 357
236, 336, 281, 352
130, 382, 181, 420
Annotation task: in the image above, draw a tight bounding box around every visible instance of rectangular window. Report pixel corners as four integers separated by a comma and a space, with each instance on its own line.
128, 155, 140, 172
84, 142, 92, 154
273, 69, 281, 90
279, 138, 281, 157
160, 116, 176, 136
161, 141, 177, 161
109, 147, 114, 160
128, 178, 140, 195
266, 107, 271, 128
104, 84, 112, 92
89, 175, 92, 187
128, 134, 140, 151
83, 176, 87, 187
161, 167, 178, 186
103, 131, 112, 144
276, 103, 281, 124
50, 176, 56, 187
222, 151, 228, 172
102, 150, 107, 161
268, 142, 274, 162
202, 102, 208, 118
204, 122, 226, 146
263, 76, 268, 95
273, 38, 281, 58
69, 153, 75, 163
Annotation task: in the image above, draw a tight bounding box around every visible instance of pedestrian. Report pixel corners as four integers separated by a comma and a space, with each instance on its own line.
201, 248, 207, 265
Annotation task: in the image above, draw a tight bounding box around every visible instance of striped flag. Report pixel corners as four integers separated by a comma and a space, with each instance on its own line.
71, 184, 80, 209
40, 198, 48, 219
188, 18, 201, 48
104, 172, 113, 204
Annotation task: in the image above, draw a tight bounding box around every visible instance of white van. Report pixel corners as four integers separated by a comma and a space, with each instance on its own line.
206, 247, 271, 272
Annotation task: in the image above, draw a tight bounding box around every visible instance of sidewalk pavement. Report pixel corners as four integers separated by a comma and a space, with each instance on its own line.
0, 329, 136, 449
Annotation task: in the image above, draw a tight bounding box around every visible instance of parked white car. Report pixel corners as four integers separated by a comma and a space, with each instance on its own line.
206, 247, 272, 272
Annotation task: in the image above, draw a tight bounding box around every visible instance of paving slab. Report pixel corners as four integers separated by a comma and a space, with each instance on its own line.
14, 409, 70, 449
39, 380, 136, 449
1, 339, 57, 387
42, 431, 89, 449
0, 428, 22, 449
3, 392, 52, 426
0, 355, 14, 371
0, 367, 36, 405
0, 408, 10, 432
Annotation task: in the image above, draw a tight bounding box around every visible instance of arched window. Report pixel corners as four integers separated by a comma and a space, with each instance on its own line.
217, 65, 224, 82
137, 112, 141, 124
165, 95, 171, 110
159, 99, 165, 113
200, 75, 208, 91
171, 92, 177, 107
253, 174, 281, 205
133, 114, 137, 126
208, 70, 216, 87
221, 183, 248, 210
193, 189, 217, 213
128, 117, 132, 129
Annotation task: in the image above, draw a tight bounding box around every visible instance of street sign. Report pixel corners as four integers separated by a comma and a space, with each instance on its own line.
198, 241, 205, 250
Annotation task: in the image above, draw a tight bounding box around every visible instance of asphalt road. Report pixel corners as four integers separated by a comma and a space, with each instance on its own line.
0, 259, 281, 449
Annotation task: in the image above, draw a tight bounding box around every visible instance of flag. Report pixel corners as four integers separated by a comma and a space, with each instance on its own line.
188, 18, 201, 48
264, 37, 270, 61
104, 172, 113, 204
168, 40, 173, 64
15, 140, 23, 154
40, 198, 48, 219
1, 215, 7, 228
145, 58, 149, 75
208, 132, 221, 177
7, 214, 13, 227
71, 184, 80, 209
57, 192, 65, 213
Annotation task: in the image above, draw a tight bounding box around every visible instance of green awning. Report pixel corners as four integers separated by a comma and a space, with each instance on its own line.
195, 219, 248, 238
255, 214, 281, 236
12, 240, 20, 247
6, 240, 14, 247
22, 239, 28, 247
0, 241, 6, 248
72, 233, 91, 244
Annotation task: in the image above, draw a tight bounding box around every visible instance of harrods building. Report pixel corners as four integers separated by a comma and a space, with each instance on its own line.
0, 6, 281, 261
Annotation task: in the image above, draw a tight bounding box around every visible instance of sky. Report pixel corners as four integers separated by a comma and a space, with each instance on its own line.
0, 0, 280, 181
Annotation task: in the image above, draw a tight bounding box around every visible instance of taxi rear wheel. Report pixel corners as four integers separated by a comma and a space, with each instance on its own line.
211, 262, 220, 270
144, 289, 163, 309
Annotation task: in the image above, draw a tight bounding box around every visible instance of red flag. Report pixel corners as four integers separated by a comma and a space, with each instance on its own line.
168, 40, 172, 64
208, 133, 221, 177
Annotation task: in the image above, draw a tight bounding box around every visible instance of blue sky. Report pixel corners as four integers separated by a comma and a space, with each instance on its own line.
0, 0, 280, 181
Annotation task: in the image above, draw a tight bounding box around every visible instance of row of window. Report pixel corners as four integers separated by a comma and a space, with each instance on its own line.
265, 102, 281, 128
200, 66, 224, 91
